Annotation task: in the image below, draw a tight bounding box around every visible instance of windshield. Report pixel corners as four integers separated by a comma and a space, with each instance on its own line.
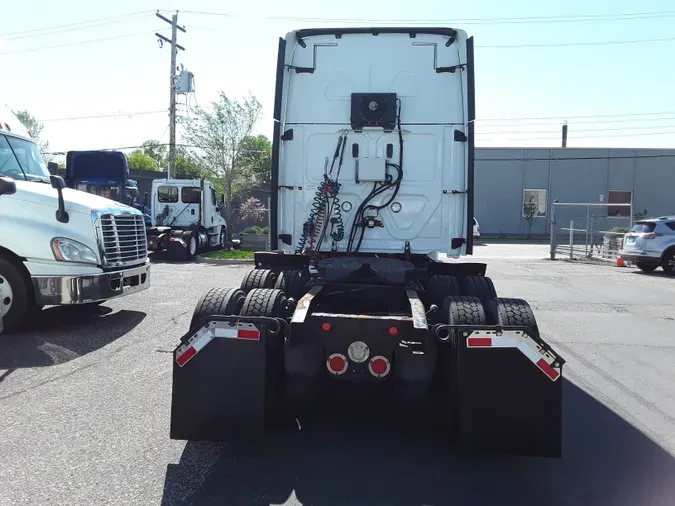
0, 134, 50, 182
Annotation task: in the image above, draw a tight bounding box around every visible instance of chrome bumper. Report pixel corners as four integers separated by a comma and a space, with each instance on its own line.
32, 260, 151, 305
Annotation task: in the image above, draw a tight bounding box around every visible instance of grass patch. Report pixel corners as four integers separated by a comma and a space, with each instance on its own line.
203, 249, 255, 260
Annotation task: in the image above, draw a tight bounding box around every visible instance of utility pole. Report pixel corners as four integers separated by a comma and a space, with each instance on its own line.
155, 11, 185, 179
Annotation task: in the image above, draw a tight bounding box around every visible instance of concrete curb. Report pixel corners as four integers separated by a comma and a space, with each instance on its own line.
196, 255, 255, 266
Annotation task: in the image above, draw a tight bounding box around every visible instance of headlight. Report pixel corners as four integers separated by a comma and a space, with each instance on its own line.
51, 237, 98, 264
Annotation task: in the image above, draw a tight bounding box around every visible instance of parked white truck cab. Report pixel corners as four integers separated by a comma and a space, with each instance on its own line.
0, 105, 150, 333
147, 178, 228, 261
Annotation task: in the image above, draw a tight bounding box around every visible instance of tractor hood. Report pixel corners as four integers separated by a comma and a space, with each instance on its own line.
65, 150, 128, 185
11, 180, 142, 216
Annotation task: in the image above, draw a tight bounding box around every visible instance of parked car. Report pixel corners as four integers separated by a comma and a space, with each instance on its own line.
473, 217, 480, 238
621, 217, 675, 275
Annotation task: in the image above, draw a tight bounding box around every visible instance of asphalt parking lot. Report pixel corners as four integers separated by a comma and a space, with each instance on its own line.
1, 245, 675, 506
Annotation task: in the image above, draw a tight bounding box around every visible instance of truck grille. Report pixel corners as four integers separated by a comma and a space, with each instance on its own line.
100, 214, 148, 267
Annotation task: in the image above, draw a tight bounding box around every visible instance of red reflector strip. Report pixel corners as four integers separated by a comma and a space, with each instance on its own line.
237, 329, 260, 340
176, 346, 197, 367
213, 325, 260, 341
467, 337, 492, 347
537, 358, 560, 381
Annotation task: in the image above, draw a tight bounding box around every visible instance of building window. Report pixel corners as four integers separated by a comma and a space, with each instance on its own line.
607, 190, 632, 217
523, 189, 547, 218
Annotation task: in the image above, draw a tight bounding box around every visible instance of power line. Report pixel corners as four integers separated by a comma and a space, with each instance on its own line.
0, 30, 167, 55
477, 129, 675, 142
40, 110, 166, 122
0, 10, 157, 38
477, 111, 675, 122
477, 123, 675, 135
181, 9, 675, 25
479, 35, 675, 48
4, 12, 154, 41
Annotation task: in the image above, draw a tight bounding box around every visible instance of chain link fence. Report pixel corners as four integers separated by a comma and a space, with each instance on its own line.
549, 202, 633, 262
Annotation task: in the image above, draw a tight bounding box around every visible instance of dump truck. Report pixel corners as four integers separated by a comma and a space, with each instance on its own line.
170, 27, 564, 457
63, 150, 152, 226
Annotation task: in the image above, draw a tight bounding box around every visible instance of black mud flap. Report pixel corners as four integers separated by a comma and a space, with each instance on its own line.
454, 328, 564, 458
169, 316, 282, 441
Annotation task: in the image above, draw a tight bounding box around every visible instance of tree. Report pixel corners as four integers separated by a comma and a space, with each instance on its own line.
13, 109, 51, 159
239, 197, 266, 228
524, 197, 538, 239
140, 140, 168, 170
180, 92, 263, 208
235, 135, 272, 192
175, 149, 205, 179
127, 150, 160, 171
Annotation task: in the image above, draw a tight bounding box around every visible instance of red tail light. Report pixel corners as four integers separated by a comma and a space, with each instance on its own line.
327, 353, 348, 375
645, 233, 663, 239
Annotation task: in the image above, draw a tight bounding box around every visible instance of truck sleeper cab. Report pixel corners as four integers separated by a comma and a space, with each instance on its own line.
0, 105, 150, 333
169, 28, 564, 459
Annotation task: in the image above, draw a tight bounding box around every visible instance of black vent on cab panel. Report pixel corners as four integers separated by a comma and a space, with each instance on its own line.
350, 93, 397, 132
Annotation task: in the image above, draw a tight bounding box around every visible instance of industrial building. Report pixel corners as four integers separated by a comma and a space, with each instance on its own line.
475, 148, 675, 238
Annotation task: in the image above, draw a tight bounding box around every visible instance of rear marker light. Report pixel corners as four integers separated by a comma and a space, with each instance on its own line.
327, 353, 348, 375
369, 355, 391, 378
466, 331, 562, 382
388, 326, 398, 336
322, 322, 331, 332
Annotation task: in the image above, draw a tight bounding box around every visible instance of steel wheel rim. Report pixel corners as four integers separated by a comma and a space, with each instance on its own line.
0, 274, 13, 317
189, 237, 197, 255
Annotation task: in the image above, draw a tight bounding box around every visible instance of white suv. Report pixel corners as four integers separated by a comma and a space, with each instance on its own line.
621, 217, 675, 275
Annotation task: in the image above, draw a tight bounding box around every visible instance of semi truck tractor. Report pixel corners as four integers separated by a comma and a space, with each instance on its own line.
146, 178, 228, 261
0, 105, 151, 334
169, 27, 564, 457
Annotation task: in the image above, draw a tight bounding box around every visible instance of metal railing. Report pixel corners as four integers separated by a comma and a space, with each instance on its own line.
549, 202, 632, 261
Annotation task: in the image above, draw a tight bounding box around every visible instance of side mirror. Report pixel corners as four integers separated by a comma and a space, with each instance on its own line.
47, 161, 59, 175
0, 176, 17, 196
143, 191, 148, 207
219, 194, 225, 206
50, 175, 69, 223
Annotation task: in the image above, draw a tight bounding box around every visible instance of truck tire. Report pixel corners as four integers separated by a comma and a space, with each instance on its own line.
186, 232, 199, 261
0, 256, 39, 334
240, 288, 288, 428
460, 276, 497, 299
426, 274, 460, 306
438, 296, 487, 437
219, 227, 226, 250
240, 268, 276, 293
273, 269, 308, 300
189, 287, 246, 330
484, 298, 540, 337
635, 261, 658, 273
661, 249, 675, 276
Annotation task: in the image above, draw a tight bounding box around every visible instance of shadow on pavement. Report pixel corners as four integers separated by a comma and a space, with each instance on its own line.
161, 379, 675, 506
0, 307, 146, 369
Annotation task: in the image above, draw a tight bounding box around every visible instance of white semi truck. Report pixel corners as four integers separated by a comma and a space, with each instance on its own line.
169, 27, 564, 458
146, 178, 228, 261
0, 105, 151, 333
